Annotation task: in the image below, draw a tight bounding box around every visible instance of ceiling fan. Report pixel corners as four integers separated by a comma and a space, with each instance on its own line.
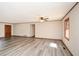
39, 16, 49, 22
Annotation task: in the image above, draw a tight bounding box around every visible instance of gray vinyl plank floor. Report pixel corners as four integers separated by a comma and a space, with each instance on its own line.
0, 37, 72, 56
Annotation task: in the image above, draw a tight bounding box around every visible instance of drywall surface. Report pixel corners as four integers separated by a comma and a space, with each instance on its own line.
0, 23, 4, 37
62, 3, 79, 56
13, 24, 33, 37
35, 21, 62, 39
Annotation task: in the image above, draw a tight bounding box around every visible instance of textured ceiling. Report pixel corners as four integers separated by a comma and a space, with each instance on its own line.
0, 2, 75, 23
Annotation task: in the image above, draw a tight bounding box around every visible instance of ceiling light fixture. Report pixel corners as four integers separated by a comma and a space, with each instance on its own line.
40, 16, 48, 22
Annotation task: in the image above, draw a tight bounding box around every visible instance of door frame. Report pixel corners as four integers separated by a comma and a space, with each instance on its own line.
31, 24, 35, 37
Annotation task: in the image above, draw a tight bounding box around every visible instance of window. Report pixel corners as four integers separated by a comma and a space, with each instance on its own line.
64, 18, 70, 40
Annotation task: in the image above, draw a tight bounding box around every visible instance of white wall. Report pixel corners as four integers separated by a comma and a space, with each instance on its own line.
62, 3, 79, 56
0, 23, 4, 37
13, 24, 33, 37
35, 21, 62, 39
0, 23, 13, 37
13, 21, 62, 39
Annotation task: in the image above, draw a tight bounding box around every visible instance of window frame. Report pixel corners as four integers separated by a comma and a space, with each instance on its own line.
64, 17, 70, 41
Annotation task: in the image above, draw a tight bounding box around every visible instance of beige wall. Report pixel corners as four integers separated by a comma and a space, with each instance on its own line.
13, 21, 62, 39
62, 3, 79, 56
35, 21, 63, 39
0, 23, 4, 37
13, 24, 34, 37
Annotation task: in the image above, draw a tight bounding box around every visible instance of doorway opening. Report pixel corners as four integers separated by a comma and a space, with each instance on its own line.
31, 24, 35, 38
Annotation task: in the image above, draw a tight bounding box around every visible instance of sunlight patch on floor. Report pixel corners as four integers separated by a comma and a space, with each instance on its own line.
49, 43, 58, 48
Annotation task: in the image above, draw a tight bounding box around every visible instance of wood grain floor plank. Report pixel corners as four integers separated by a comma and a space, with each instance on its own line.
0, 37, 72, 56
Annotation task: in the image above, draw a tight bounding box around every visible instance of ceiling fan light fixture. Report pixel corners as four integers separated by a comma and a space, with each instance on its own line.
40, 17, 44, 20
40, 19, 45, 22
40, 16, 49, 22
